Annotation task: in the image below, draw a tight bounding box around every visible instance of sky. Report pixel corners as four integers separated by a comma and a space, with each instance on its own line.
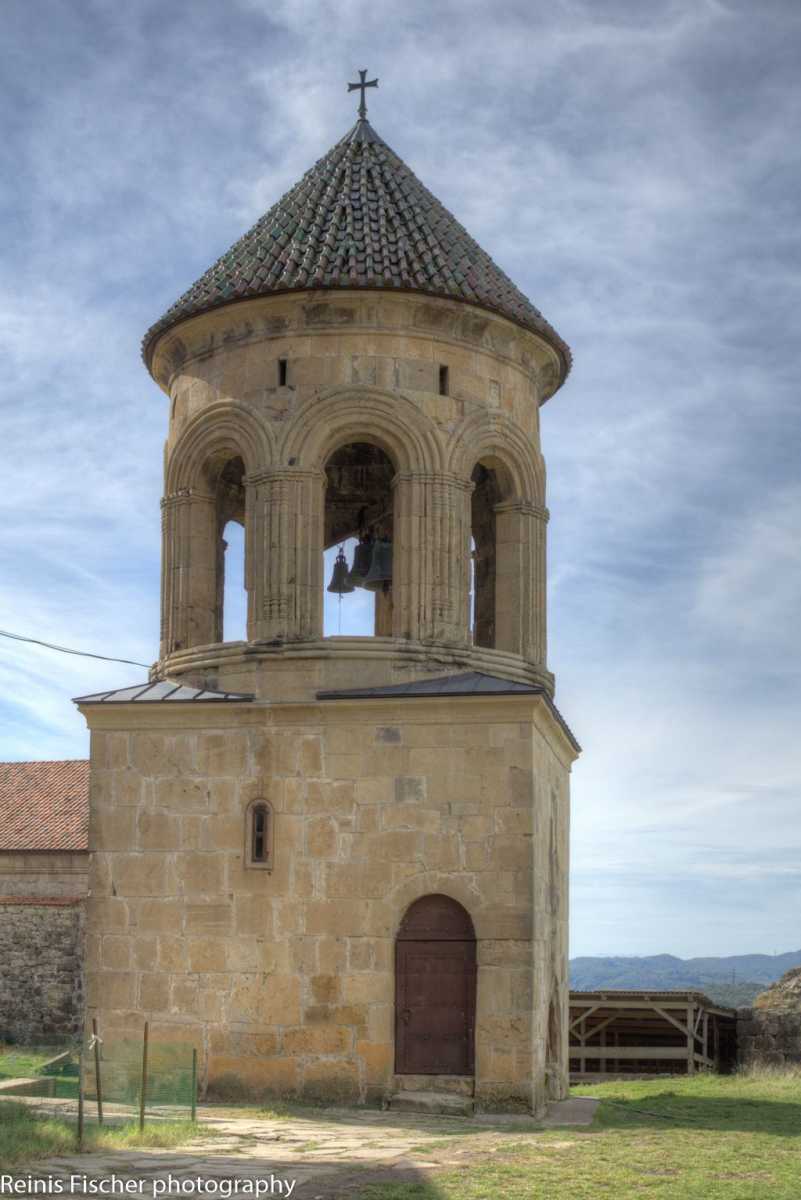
1, 0, 799, 959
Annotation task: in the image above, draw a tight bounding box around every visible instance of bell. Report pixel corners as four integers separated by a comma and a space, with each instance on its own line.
347, 536, 374, 588
363, 538, 393, 592
327, 547, 354, 594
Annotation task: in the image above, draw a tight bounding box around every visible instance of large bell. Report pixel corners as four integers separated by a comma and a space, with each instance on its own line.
327, 547, 354, 594
363, 538, 393, 592
347, 536, 374, 588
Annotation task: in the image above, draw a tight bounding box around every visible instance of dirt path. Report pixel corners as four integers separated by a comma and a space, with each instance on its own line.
6, 1101, 594, 1198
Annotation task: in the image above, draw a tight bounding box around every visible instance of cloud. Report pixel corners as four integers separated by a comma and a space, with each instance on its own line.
1, 0, 798, 957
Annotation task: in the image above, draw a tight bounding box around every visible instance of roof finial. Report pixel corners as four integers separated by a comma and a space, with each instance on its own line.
347, 69, 378, 121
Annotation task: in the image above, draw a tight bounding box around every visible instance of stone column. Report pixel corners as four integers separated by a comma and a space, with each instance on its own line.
160, 490, 217, 656
494, 501, 549, 666
247, 468, 326, 642
393, 472, 472, 644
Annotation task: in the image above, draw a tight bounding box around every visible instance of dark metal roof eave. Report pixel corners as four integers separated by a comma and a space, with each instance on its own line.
142, 283, 572, 395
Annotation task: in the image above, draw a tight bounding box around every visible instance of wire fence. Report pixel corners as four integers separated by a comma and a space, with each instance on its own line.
0, 1021, 199, 1145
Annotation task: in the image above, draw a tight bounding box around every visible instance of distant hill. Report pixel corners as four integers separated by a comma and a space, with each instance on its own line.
569, 951, 801, 1008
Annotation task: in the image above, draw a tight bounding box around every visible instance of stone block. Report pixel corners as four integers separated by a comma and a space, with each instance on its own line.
340, 972, 390, 1005
101, 935, 131, 970
289, 936, 318, 972
139, 972, 171, 1012
91, 807, 136, 852
307, 780, 357, 814
208, 1055, 297, 1097
158, 935, 188, 972
185, 902, 232, 934
236, 892, 273, 936
305, 899, 368, 937
299, 737, 323, 777
113, 854, 168, 897
306, 816, 338, 859
283, 1026, 351, 1056
138, 810, 181, 851
96, 971, 136, 1009
179, 853, 226, 896
318, 937, 347, 973
325, 861, 391, 900
301, 1058, 360, 1103
156, 777, 209, 812
200, 732, 248, 776
383, 805, 440, 833
310, 974, 340, 1004
356, 1039, 393, 1083
188, 938, 228, 972
230, 974, 301, 1026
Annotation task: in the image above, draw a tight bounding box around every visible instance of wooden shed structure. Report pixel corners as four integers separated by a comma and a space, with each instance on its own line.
569, 990, 737, 1080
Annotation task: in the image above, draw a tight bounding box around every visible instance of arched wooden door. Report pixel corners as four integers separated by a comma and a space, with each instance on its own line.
395, 894, 476, 1075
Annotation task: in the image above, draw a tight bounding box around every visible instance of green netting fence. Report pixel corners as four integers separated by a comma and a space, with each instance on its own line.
0, 1021, 199, 1135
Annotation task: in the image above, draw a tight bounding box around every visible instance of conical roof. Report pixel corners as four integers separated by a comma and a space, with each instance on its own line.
143, 118, 570, 378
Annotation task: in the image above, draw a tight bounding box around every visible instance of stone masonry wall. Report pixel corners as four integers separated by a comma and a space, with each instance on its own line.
83, 695, 575, 1115
0, 900, 84, 1044
0, 851, 89, 899
737, 1007, 801, 1068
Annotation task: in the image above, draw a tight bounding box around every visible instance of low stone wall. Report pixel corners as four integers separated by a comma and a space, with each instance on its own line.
0, 851, 89, 899
737, 1006, 801, 1068
0, 899, 84, 1044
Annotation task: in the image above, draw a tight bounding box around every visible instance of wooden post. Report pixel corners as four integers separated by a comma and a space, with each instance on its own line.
92, 1018, 103, 1125
191, 1048, 197, 1122
686, 1003, 695, 1075
77, 1035, 85, 1152
139, 1021, 149, 1132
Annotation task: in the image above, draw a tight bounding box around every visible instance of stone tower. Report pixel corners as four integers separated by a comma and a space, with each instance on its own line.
77, 87, 578, 1116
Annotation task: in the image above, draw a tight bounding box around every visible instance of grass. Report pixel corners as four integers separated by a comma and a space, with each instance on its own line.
354, 1071, 801, 1199
0, 1102, 204, 1167
0, 1047, 75, 1079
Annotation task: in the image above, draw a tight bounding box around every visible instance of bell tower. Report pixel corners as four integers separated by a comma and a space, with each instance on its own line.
78, 78, 579, 1116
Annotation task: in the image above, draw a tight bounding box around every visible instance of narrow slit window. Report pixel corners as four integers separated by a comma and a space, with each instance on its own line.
246, 800, 273, 869
278, 358, 288, 387
252, 806, 267, 861
439, 364, 449, 396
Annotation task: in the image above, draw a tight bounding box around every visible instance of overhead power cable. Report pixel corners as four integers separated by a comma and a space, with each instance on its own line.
0, 627, 150, 669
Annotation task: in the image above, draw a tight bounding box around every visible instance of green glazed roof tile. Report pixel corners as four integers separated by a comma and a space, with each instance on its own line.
143, 118, 570, 376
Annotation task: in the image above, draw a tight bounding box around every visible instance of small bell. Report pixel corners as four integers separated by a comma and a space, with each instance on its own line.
363, 537, 393, 592
347, 536, 374, 588
327, 547, 354, 594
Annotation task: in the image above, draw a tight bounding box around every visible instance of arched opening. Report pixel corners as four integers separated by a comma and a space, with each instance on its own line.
470, 462, 503, 648
222, 520, 247, 642
395, 895, 476, 1076
323, 442, 395, 637
213, 455, 246, 643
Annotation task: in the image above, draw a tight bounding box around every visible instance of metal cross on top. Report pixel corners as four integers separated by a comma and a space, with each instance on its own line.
348, 69, 378, 120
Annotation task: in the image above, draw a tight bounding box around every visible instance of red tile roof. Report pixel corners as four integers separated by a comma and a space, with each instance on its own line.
0, 761, 89, 851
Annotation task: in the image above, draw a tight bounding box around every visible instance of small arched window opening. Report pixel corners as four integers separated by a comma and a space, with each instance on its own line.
323, 442, 395, 637
245, 800, 273, 870
470, 462, 502, 648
